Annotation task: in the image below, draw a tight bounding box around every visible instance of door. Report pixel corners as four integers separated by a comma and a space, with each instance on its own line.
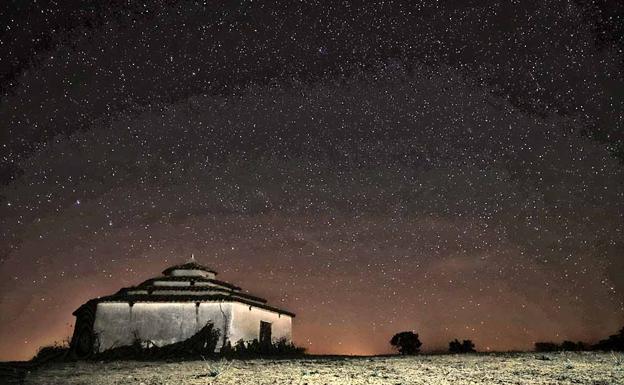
259, 321, 272, 346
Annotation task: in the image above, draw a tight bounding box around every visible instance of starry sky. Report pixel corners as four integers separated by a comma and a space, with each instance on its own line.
1, 1, 623, 361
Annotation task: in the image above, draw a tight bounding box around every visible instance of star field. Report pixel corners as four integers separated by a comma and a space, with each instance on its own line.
0, 1, 623, 360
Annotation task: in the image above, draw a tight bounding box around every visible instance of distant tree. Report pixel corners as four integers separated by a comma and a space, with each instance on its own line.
535, 342, 560, 352
535, 340, 588, 352
593, 326, 624, 351
561, 340, 586, 351
449, 339, 476, 353
390, 331, 422, 355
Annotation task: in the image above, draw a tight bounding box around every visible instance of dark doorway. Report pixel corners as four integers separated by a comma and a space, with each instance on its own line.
259, 321, 272, 346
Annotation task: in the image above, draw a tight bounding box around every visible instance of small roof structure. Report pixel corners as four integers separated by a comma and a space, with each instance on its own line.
162, 261, 218, 276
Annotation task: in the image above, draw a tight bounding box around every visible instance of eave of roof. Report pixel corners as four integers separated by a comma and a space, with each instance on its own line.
118, 285, 268, 303
91, 294, 295, 317
138, 276, 241, 291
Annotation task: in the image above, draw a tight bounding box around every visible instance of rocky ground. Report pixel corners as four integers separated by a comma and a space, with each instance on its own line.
20, 352, 624, 385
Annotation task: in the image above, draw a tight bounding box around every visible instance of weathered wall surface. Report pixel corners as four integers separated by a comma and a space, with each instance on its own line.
93, 302, 231, 352
92, 301, 292, 352
228, 302, 292, 344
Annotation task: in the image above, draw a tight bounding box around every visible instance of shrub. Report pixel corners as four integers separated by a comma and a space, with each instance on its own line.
594, 327, 624, 351
449, 339, 476, 353
222, 337, 306, 357
535, 342, 562, 352
32, 342, 69, 363
94, 322, 220, 360
535, 340, 587, 352
561, 341, 586, 351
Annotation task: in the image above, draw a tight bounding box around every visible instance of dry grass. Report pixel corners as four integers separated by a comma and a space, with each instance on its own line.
24, 352, 624, 385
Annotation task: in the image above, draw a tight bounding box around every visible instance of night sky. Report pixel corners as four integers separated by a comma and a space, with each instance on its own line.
1, 1, 624, 361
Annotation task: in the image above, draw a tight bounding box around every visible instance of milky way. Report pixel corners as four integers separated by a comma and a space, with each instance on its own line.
1, 1, 623, 360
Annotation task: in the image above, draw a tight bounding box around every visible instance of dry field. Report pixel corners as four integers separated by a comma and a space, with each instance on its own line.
23, 352, 624, 385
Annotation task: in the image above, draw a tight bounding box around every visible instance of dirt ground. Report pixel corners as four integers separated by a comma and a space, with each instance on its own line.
23, 352, 624, 385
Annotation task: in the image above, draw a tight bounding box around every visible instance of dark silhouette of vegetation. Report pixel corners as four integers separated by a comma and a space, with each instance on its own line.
449, 339, 476, 353
561, 340, 587, 351
220, 337, 306, 358
32, 323, 306, 363
535, 326, 624, 352
390, 331, 422, 355
534, 342, 561, 352
32, 342, 70, 363
93, 322, 221, 360
535, 341, 586, 352
94, 323, 306, 360
594, 327, 624, 351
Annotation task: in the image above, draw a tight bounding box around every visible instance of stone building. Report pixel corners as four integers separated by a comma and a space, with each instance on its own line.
69, 260, 295, 358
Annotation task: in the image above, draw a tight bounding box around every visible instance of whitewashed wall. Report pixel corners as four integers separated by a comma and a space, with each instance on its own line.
93, 302, 231, 352
228, 302, 292, 344
92, 301, 292, 353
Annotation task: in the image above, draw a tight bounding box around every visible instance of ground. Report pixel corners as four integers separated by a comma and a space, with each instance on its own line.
22, 352, 624, 385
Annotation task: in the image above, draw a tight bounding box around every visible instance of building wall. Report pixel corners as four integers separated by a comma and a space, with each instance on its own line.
228, 302, 292, 344
93, 302, 231, 352
92, 301, 292, 353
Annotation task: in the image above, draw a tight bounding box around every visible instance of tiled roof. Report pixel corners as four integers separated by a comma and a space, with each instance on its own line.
137, 276, 242, 291
73, 262, 295, 317
119, 285, 268, 304
79, 294, 295, 317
